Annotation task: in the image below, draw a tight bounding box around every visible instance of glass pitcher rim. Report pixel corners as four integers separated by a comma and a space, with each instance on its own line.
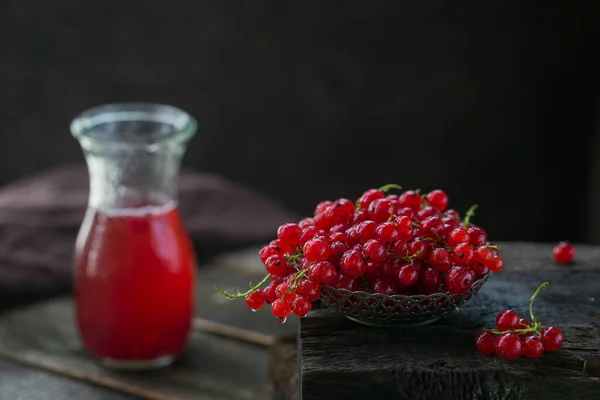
70, 102, 197, 145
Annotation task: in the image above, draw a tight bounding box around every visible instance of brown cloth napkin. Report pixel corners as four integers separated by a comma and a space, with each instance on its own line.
0, 165, 297, 302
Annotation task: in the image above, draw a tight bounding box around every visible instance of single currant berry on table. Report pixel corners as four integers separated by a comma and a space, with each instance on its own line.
496, 333, 523, 360
277, 223, 301, 247
357, 188, 385, 210
522, 335, 544, 358
541, 327, 564, 351
245, 289, 266, 311
475, 331, 496, 355
291, 296, 312, 317
496, 309, 520, 332
271, 299, 292, 318
553, 241, 575, 264
303, 238, 331, 261
426, 189, 449, 211
428, 248, 453, 272
447, 227, 471, 248
452, 243, 474, 266
445, 266, 474, 294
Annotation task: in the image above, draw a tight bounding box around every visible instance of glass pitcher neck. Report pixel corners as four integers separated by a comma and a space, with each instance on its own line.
71, 103, 197, 210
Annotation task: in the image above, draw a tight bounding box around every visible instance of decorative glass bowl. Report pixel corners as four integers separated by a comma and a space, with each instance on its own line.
319, 274, 489, 327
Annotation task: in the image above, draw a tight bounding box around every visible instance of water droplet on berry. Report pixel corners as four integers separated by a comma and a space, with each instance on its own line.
276, 316, 287, 324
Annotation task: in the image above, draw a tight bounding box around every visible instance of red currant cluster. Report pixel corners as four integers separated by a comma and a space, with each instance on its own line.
475, 282, 564, 360
216, 184, 503, 322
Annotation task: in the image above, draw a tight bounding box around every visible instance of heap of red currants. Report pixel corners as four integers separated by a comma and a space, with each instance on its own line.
475, 282, 564, 360
216, 185, 504, 323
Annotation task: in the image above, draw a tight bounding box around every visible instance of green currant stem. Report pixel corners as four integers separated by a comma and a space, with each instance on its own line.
529, 281, 549, 325
486, 244, 502, 251
462, 204, 478, 227
378, 183, 402, 193
214, 273, 272, 300
483, 322, 543, 336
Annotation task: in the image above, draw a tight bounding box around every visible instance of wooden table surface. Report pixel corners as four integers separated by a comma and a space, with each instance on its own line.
0, 248, 297, 400
299, 242, 600, 400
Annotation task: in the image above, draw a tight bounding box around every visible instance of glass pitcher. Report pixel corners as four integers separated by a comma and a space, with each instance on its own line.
70, 103, 197, 370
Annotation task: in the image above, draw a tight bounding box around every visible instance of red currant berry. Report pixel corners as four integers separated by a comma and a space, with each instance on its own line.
488, 256, 504, 273
441, 216, 460, 230
495, 333, 523, 360
313, 211, 331, 230
553, 241, 575, 264
365, 260, 379, 273
271, 299, 292, 318
408, 239, 432, 260
397, 207, 416, 219
445, 266, 474, 294
356, 220, 377, 243
308, 261, 338, 285
398, 190, 422, 210
443, 209, 460, 221
368, 199, 393, 223
357, 189, 385, 210
541, 327, 564, 352
270, 239, 293, 255
421, 268, 442, 294
295, 280, 321, 302
314, 201, 332, 216
245, 290, 266, 311
299, 226, 319, 245
473, 266, 490, 280
263, 283, 277, 303
291, 296, 312, 317
438, 223, 453, 238
329, 223, 348, 234
277, 223, 301, 247
335, 275, 359, 291
265, 254, 288, 276
426, 189, 448, 211
351, 209, 369, 224
496, 309, 519, 332
452, 243, 474, 266
298, 217, 315, 229
475, 331, 496, 355
428, 248, 453, 272
417, 206, 438, 221
375, 222, 400, 243
275, 282, 295, 302
326, 199, 354, 225
474, 245, 493, 266
329, 232, 349, 245
379, 260, 397, 278
393, 216, 413, 233
363, 239, 387, 263
372, 278, 396, 295
447, 227, 470, 248
329, 241, 348, 262
303, 238, 330, 261
391, 240, 408, 257
259, 244, 281, 263
340, 249, 366, 278
397, 264, 419, 287
522, 335, 544, 358
467, 226, 487, 246
345, 225, 360, 246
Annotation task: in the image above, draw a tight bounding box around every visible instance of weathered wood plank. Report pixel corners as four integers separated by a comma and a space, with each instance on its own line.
300, 242, 600, 400
0, 248, 295, 400
0, 359, 139, 400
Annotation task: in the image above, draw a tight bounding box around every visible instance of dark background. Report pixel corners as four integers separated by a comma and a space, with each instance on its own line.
1, 1, 599, 243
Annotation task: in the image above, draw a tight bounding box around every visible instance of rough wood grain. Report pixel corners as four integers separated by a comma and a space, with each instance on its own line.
300, 242, 600, 400
268, 334, 299, 400
0, 248, 296, 399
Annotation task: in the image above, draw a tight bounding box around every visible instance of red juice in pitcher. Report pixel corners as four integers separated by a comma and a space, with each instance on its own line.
70, 102, 198, 369
74, 202, 195, 367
